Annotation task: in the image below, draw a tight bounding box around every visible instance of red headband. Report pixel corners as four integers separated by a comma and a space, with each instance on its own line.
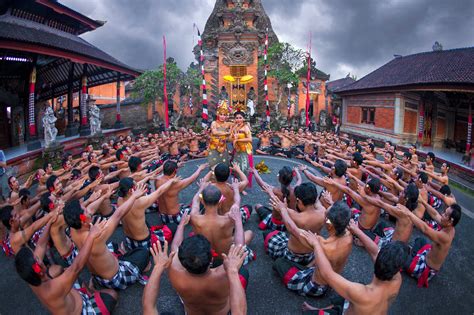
48, 202, 55, 210
79, 214, 87, 223
32, 262, 42, 274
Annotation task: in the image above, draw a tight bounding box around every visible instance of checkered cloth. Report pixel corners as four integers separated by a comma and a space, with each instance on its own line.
124, 226, 171, 250
407, 243, 438, 288
94, 260, 147, 290
286, 267, 328, 297
159, 204, 190, 224
423, 219, 441, 231
239, 205, 252, 225
62, 243, 79, 266
283, 248, 314, 265
243, 245, 256, 266
258, 212, 286, 231
264, 231, 289, 259
78, 291, 112, 315
428, 193, 443, 210
258, 146, 274, 154
377, 227, 395, 249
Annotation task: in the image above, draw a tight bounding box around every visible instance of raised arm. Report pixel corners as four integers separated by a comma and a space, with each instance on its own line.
231, 163, 249, 192
171, 212, 190, 252
229, 205, 244, 246
293, 167, 302, 186
250, 167, 271, 190
231, 179, 241, 208
299, 165, 325, 187
401, 206, 448, 244
419, 199, 442, 223
190, 180, 208, 216
222, 244, 247, 315
136, 177, 178, 210
176, 163, 208, 189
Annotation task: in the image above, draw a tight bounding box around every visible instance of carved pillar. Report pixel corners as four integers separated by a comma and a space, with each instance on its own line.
65, 62, 77, 137
26, 56, 41, 151
79, 64, 90, 136
114, 73, 124, 129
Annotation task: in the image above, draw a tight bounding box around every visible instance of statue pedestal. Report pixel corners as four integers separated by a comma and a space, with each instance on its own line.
87, 132, 104, 149
43, 143, 64, 168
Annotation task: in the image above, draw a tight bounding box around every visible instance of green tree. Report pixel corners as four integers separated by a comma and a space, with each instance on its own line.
258, 42, 304, 116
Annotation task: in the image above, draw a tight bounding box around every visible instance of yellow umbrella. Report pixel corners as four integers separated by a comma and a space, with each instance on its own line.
240, 75, 254, 84
223, 75, 236, 83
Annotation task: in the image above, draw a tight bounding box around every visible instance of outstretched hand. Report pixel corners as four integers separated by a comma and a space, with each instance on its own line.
347, 219, 359, 234
132, 183, 148, 198
299, 230, 319, 248
150, 240, 175, 271
89, 218, 107, 239
222, 244, 247, 274
269, 195, 286, 213
228, 205, 242, 223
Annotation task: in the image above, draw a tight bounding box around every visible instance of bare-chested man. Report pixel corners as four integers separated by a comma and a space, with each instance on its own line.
14, 219, 120, 315
401, 202, 461, 287
301, 223, 409, 315
190, 180, 254, 265
256, 129, 273, 155
264, 182, 325, 265
155, 161, 208, 224
169, 212, 250, 315
275, 129, 294, 158
64, 184, 149, 290
273, 200, 353, 297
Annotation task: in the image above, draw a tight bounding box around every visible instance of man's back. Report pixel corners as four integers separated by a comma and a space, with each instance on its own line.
191, 213, 233, 255
169, 256, 230, 315
156, 177, 180, 215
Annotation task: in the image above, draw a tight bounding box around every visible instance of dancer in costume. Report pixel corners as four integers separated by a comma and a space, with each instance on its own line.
208, 100, 232, 168
231, 111, 254, 186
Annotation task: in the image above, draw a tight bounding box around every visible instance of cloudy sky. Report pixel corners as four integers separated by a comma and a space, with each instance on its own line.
65, 0, 474, 80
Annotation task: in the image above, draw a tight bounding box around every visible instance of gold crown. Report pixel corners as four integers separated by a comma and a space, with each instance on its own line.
217, 100, 230, 115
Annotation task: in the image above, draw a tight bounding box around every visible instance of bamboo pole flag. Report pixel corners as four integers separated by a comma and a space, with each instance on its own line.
305, 32, 312, 128
195, 24, 208, 128
163, 35, 169, 129
264, 28, 270, 123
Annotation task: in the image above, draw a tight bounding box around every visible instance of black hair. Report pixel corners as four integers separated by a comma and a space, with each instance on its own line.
46, 175, 58, 192
214, 163, 230, 182
63, 199, 84, 230
128, 156, 142, 173
42, 162, 51, 171
115, 148, 125, 161
343, 140, 350, 146
87, 153, 95, 163
418, 172, 428, 184
278, 166, 294, 200
118, 177, 134, 198
403, 152, 412, 160
15, 247, 42, 286
19, 188, 31, 204
234, 111, 246, 119
294, 183, 317, 206
327, 201, 351, 236
354, 144, 363, 153
352, 152, 364, 166
352, 139, 359, 146
202, 185, 222, 206
61, 158, 69, 168
386, 151, 394, 160
444, 162, 451, 170
427, 152, 435, 161
334, 160, 347, 177
368, 143, 375, 152
163, 161, 178, 176
404, 183, 419, 211
374, 241, 409, 281
0, 205, 13, 230
449, 204, 462, 227
102, 148, 110, 156
88, 166, 100, 181
178, 235, 212, 274
394, 167, 403, 180
71, 169, 81, 180
440, 185, 451, 196
40, 192, 53, 213
367, 177, 381, 194
386, 141, 393, 147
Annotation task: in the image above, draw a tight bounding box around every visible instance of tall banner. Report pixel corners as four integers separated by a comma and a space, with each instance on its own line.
418, 100, 424, 142
80, 75, 88, 126
305, 32, 312, 127
28, 67, 36, 136
195, 25, 208, 128
163, 35, 169, 129
264, 28, 270, 123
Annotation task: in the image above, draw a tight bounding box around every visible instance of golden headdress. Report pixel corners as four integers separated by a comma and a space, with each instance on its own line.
217, 99, 230, 115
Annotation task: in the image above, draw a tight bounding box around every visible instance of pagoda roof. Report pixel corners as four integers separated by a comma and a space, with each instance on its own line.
327, 76, 356, 92
0, 13, 141, 101
337, 46, 474, 94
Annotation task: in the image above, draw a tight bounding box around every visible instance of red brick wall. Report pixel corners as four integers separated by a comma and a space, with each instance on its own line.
404, 110, 418, 134
455, 120, 467, 141
347, 106, 360, 124
375, 108, 394, 130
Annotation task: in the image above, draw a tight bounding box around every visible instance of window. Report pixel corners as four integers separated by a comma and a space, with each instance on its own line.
361, 107, 375, 124
230, 65, 247, 78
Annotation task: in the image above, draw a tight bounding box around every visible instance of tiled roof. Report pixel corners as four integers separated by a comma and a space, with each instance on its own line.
327, 77, 356, 92
337, 47, 474, 93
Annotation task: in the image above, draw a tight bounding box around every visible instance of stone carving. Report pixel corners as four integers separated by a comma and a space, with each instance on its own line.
152, 111, 161, 128
219, 86, 229, 103
220, 42, 256, 66
89, 102, 102, 136
43, 106, 58, 147
247, 87, 256, 116
299, 109, 306, 126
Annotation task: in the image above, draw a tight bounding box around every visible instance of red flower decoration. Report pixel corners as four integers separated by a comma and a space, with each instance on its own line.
79, 214, 87, 223
32, 262, 42, 274
210, 249, 219, 258
292, 170, 296, 177
48, 202, 55, 210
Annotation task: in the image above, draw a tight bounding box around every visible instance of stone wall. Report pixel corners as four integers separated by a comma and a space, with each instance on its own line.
100, 101, 152, 129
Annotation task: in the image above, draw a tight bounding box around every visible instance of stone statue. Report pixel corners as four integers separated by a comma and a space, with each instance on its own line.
247, 87, 256, 116
299, 109, 306, 126
170, 110, 182, 129
152, 111, 161, 128
89, 102, 102, 136
43, 106, 58, 147
319, 110, 328, 129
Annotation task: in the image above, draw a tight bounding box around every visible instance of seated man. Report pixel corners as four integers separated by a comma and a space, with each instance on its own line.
400, 203, 461, 288
14, 219, 118, 314
256, 129, 274, 155
301, 222, 409, 314
117, 176, 177, 251
264, 183, 325, 265
155, 161, 208, 224
273, 201, 352, 297
207, 163, 252, 223
64, 184, 149, 290
169, 212, 249, 315
190, 180, 255, 265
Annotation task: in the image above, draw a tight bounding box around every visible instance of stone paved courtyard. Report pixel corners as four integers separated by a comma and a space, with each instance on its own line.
0, 156, 473, 314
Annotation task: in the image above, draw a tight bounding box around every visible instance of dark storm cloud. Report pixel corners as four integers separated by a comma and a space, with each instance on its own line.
64, 0, 474, 79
